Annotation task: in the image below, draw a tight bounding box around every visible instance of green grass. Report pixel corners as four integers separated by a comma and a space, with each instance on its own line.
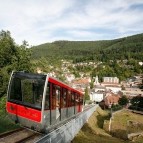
0, 114, 20, 133
0, 97, 20, 134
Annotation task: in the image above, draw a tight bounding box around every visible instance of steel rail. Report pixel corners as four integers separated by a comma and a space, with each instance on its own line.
0, 128, 24, 138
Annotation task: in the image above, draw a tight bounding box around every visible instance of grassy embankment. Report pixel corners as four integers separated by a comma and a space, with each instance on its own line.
0, 96, 19, 134
72, 107, 143, 143
72, 107, 129, 143
108, 109, 143, 142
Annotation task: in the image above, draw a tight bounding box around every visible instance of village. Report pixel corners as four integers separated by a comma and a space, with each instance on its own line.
37, 59, 143, 109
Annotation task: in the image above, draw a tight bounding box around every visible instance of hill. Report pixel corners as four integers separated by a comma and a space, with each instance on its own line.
31, 33, 143, 62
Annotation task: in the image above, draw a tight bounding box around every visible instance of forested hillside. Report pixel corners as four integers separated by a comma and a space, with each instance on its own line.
32, 33, 143, 62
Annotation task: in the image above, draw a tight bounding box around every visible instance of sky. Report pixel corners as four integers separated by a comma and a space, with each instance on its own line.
0, 0, 143, 46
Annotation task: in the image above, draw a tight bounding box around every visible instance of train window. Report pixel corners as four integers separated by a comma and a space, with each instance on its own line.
22, 79, 34, 104
62, 88, 67, 107
8, 72, 46, 109
68, 90, 71, 107
75, 93, 79, 106
79, 96, 83, 105
51, 84, 56, 109
71, 92, 75, 106
9, 77, 22, 101
33, 80, 45, 108
45, 83, 50, 110
21, 79, 45, 108
51, 84, 60, 109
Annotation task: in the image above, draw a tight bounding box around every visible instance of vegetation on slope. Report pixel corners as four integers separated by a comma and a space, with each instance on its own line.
31, 33, 143, 81
72, 107, 129, 143
107, 109, 143, 142
0, 30, 31, 132
32, 33, 143, 62
0, 30, 32, 98
0, 96, 19, 133
73, 107, 143, 143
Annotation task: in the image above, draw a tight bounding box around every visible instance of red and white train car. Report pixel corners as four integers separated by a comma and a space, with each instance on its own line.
6, 71, 84, 132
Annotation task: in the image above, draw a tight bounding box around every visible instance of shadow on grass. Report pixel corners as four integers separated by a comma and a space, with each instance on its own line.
111, 129, 128, 140
81, 123, 95, 134
96, 112, 110, 128
72, 123, 129, 143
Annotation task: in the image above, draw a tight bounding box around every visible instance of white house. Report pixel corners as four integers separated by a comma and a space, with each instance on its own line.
103, 77, 119, 84
90, 92, 104, 102
90, 85, 105, 102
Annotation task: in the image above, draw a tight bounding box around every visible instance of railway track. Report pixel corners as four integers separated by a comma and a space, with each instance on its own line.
0, 128, 42, 143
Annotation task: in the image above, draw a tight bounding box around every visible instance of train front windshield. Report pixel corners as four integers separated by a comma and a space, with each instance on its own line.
8, 72, 46, 110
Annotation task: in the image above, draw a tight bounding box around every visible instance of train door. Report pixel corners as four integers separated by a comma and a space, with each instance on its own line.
61, 88, 68, 121
67, 90, 71, 118
67, 90, 74, 117
50, 84, 61, 125
71, 92, 75, 116
55, 86, 60, 121
79, 95, 83, 112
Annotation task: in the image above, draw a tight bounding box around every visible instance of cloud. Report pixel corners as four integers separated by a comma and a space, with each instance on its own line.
0, 0, 143, 45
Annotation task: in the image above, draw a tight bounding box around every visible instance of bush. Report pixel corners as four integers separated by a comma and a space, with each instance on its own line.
112, 104, 123, 111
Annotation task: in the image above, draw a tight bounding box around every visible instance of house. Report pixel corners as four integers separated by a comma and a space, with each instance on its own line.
65, 74, 75, 83
103, 77, 119, 84
90, 91, 105, 103
89, 85, 105, 102
101, 77, 121, 93
71, 77, 91, 92
104, 92, 120, 107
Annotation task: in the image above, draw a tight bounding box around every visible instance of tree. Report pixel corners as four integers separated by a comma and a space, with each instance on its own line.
0, 30, 16, 68
84, 87, 90, 101
118, 95, 128, 106
0, 30, 32, 98
14, 45, 32, 71
90, 80, 94, 89
130, 95, 143, 110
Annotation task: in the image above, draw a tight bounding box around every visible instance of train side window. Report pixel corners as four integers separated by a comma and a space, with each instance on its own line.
71, 92, 75, 106
75, 93, 79, 106
62, 88, 67, 107
51, 84, 60, 109
68, 90, 71, 107
22, 79, 33, 104
51, 84, 56, 109
45, 83, 50, 110
9, 77, 22, 101
55, 86, 60, 108
80, 95, 83, 105
33, 79, 45, 108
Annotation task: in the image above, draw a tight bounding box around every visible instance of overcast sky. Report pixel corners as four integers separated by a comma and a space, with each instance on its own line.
0, 0, 143, 46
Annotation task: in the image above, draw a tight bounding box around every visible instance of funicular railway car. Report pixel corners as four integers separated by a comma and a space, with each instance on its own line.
6, 71, 84, 133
